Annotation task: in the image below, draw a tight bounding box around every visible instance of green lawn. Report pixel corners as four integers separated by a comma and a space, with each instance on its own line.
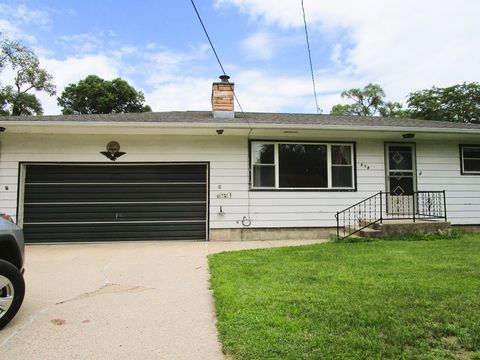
208, 234, 480, 359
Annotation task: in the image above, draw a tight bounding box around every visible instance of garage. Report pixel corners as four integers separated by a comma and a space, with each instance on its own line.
21, 163, 209, 243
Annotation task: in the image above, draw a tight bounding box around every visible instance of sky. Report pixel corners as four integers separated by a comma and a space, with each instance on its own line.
1, 0, 479, 116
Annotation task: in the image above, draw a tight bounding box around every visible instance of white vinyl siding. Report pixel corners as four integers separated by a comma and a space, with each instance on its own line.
416, 141, 480, 225
1, 133, 480, 230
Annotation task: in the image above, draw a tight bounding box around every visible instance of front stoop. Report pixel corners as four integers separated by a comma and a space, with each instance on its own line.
375, 220, 451, 237
348, 220, 451, 239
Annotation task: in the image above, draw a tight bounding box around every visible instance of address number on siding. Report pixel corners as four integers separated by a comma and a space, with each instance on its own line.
216, 192, 232, 199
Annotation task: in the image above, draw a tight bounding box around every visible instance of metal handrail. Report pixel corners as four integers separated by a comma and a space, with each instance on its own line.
336, 191, 383, 239
337, 191, 381, 214
336, 190, 447, 240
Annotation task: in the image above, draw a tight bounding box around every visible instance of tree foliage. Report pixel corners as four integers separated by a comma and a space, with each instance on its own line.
330, 83, 404, 117
331, 82, 480, 122
58, 75, 152, 115
0, 35, 56, 115
406, 82, 480, 123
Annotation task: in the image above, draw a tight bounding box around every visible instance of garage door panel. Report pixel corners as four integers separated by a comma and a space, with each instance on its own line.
24, 203, 207, 222
23, 222, 206, 243
24, 183, 207, 202
22, 164, 208, 243
26, 164, 207, 183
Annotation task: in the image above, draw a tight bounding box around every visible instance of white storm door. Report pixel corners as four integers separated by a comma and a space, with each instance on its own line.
385, 143, 417, 215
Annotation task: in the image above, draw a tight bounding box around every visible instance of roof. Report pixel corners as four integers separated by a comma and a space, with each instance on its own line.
1, 111, 480, 133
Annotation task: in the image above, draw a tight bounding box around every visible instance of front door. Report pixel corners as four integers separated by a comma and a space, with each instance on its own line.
385, 143, 417, 215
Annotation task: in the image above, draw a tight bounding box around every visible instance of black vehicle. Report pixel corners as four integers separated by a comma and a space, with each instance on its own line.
0, 213, 25, 329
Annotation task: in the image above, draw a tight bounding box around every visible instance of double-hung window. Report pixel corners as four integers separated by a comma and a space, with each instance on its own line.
251, 141, 355, 190
460, 145, 480, 175
252, 143, 276, 187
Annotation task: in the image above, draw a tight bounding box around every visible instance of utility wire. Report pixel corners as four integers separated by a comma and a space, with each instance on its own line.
189, 0, 250, 127
189, 0, 253, 225
301, 0, 322, 114
190, 0, 227, 76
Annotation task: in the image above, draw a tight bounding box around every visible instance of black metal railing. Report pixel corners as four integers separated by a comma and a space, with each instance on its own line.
415, 191, 448, 221
335, 190, 447, 239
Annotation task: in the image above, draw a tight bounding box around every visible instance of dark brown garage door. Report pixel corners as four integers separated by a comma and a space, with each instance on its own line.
22, 164, 208, 243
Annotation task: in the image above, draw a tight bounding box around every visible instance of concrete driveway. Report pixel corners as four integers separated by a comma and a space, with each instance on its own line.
0, 239, 327, 360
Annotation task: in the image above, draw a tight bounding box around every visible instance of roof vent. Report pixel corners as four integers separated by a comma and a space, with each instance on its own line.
212, 75, 234, 119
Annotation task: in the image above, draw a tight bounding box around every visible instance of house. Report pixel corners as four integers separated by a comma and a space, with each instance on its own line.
0, 76, 479, 243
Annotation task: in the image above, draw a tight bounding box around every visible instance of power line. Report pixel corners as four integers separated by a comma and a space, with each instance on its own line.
189, 0, 227, 76
189, 0, 249, 124
189, 0, 253, 224
301, 0, 322, 114
189, 0, 252, 128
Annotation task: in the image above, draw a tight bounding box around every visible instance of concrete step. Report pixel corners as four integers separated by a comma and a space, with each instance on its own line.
357, 227, 383, 238
331, 231, 362, 240
357, 220, 388, 231
376, 220, 451, 236
337, 219, 451, 239
340, 226, 383, 239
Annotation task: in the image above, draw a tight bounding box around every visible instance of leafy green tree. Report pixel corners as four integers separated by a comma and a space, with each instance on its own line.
58, 75, 152, 114
330, 83, 405, 117
379, 101, 407, 117
331, 83, 385, 116
0, 35, 56, 115
406, 82, 480, 123
1, 87, 42, 115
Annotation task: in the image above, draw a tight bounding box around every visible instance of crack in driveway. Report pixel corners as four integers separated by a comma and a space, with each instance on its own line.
56, 283, 154, 305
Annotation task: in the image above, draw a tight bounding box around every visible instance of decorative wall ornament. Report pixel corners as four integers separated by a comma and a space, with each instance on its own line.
101, 141, 126, 161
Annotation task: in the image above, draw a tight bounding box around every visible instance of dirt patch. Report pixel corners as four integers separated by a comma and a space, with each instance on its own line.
50, 319, 66, 326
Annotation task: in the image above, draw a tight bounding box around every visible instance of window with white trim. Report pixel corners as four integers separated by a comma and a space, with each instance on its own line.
460, 145, 480, 175
250, 141, 355, 190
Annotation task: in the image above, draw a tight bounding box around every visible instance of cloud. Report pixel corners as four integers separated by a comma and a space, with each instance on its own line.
215, 0, 304, 28
142, 45, 211, 85
35, 45, 213, 115
143, 67, 357, 114
144, 76, 213, 111
233, 69, 360, 113
0, 19, 36, 42
330, 43, 343, 68
57, 33, 104, 54
242, 32, 276, 60
143, 71, 328, 113
42, 54, 121, 86
37, 51, 358, 115
11, 4, 53, 27
37, 54, 122, 115
7, 0, 478, 117
240, 31, 304, 62
216, 0, 480, 105
0, 2, 60, 43
0, 2, 54, 30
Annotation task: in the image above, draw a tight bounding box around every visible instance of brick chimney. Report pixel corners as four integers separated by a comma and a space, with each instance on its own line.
211, 75, 234, 119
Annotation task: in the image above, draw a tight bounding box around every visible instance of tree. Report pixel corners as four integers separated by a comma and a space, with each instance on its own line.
406, 82, 480, 123
379, 101, 407, 118
0, 35, 56, 115
330, 83, 405, 117
1, 87, 42, 115
58, 75, 152, 115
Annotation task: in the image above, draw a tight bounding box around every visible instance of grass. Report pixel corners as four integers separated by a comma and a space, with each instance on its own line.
208, 233, 480, 359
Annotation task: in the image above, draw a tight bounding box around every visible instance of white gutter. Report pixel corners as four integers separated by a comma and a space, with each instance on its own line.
1, 120, 480, 135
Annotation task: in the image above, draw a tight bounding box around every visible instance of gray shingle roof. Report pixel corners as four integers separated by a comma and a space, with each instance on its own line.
2, 111, 480, 131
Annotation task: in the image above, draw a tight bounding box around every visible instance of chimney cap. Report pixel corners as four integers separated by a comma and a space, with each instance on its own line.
219, 75, 230, 83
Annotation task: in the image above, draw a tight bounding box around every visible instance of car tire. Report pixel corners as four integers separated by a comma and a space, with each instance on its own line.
0, 259, 25, 330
